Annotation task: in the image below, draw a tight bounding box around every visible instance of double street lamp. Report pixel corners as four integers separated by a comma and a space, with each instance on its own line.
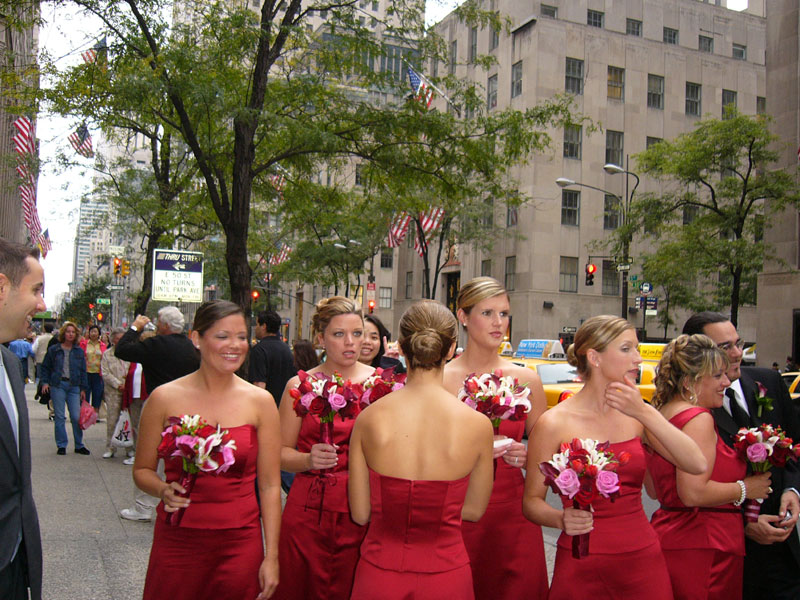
556, 156, 640, 320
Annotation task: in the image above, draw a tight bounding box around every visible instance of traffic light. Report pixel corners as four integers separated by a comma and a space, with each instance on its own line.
121, 259, 131, 277
251, 290, 260, 301
88, 302, 95, 310
368, 299, 375, 314
113, 257, 121, 275
585, 263, 597, 286
96, 312, 104, 323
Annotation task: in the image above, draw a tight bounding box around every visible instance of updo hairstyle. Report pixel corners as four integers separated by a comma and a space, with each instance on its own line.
311, 296, 362, 340
192, 300, 245, 336
456, 276, 508, 322
567, 315, 634, 380
652, 334, 728, 409
398, 300, 458, 370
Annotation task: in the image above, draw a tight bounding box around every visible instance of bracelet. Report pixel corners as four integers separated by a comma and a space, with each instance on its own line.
733, 480, 747, 506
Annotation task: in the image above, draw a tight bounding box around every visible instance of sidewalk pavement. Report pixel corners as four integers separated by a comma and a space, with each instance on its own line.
26, 383, 559, 599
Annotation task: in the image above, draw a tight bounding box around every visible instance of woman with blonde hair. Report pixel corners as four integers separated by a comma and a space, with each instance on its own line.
442, 276, 549, 599
647, 334, 771, 599
349, 300, 493, 598
523, 315, 707, 599
274, 296, 374, 600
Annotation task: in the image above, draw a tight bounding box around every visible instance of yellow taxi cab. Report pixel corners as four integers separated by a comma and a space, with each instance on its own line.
781, 372, 800, 401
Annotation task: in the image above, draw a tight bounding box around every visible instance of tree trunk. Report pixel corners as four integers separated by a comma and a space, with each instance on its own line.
730, 266, 742, 327
133, 230, 164, 315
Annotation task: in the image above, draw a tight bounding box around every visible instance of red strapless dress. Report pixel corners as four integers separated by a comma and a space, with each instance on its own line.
142, 424, 262, 600
461, 418, 549, 600
273, 413, 366, 600
648, 406, 746, 600
548, 438, 673, 600
350, 468, 474, 600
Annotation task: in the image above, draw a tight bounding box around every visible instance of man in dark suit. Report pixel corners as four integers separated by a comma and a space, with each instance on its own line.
0, 238, 45, 600
684, 312, 800, 599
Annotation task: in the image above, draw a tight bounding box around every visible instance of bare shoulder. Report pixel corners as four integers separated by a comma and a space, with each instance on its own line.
240, 377, 277, 410
442, 357, 472, 393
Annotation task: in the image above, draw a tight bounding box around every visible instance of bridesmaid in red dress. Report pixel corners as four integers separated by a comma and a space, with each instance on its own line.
274, 297, 375, 600
646, 334, 771, 600
349, 300, 494, 599
523, 315, 707, 600
134, 300, 282, 599
442, 277, 549, 600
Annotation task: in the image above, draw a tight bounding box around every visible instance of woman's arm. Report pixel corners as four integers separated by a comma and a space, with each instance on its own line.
278, 377, 338, 473
348, 417, 371, 526
255, 390, 282, 599
461, 416, 495, 522
39, 347, 53, 392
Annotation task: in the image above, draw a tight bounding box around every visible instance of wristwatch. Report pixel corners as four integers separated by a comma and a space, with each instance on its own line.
130, 325, 139, 332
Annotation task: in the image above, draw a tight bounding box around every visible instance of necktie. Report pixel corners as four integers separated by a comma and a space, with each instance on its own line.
726, 388, 751, 430
0, 356, 19, 452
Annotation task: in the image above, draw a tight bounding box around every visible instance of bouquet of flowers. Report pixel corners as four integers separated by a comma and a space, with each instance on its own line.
539, 438, 630, 558
458, 369, 532, 431
355, 366, 407, 409
157, 414, 237, 526
734, 424, 800, 522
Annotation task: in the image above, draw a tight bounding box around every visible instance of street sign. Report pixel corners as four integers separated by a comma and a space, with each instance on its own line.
366, 282, 376, 291
629, 275, 638, 281
108, 284, 124, 291
616, 264, 631, 272
635, 296, 658, 310
152, 249, 204, 303
109, 245, 125, 256
640, 282, 652, 295
96, 297, 111, 305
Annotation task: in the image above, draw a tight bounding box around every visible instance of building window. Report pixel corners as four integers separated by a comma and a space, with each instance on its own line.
732, 43, 747, 61
563, 125, 582, 159
757, 96, 766, 115
504, 256, 516, 291
561, 190, 580, 226
646, 136, 662, 149
626, 18, 642, 37
602, 260, 620, 296
559, 256, 578, 293
355, 164, 364, 186
405, 271, 413, 299
682, 205, 699, 224
587, 9, 604, 28
481, 259, 492, 277
379, 286, 392, 309
608, 66, 624, 101
565, 57, 584, 95
481, 198, 494, 227
605, 130, 623, 167
604, 194, 620, 230
663, 27, 678, 45
469, 26, 478, 63
380, 249, 393, 269
685, 82, 701, 117
487, 74, 498, 109
647, 74, 664, 109
372, 0, 378, 10
722, 89, 737, 119
449, 40, 457, 75
699, 35, 713, 53
506, 205, 518, 227
541, 4, 557, 18
407, 222, 415, 248
511, 61, 523, 98
490, 27, 499, 50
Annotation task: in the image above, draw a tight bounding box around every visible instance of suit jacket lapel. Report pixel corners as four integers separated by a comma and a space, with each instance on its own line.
712, 406, 739, 447
738, 372, 763, 426
0, 346, 22, 473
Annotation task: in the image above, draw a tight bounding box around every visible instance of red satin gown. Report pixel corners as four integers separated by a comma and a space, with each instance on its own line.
461, 419, 549, 599
273, 413, 366, 600
143, 424, 263, 600
648, 407, 746, 600
350, 468, 474, 600
548, 438, 673, 600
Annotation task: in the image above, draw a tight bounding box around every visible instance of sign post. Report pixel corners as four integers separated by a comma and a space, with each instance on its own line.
151, 249, 204, 303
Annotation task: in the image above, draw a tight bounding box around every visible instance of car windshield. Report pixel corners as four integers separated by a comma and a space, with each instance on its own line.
536, 363, 583, 385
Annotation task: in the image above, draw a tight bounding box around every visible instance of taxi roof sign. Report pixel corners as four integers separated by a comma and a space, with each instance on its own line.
638, 343, 666, 362
514, 339, 566, 359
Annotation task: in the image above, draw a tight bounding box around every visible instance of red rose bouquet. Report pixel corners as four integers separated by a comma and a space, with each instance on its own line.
539, 438, 630, 558
158, 414, 237, 526
356, 366, 407, 409
458, 369, 532, 431
734, 424, 800, 522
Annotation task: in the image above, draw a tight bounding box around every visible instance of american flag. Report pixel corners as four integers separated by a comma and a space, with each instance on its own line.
408, 66, 434, 109
269, 243, 292, 265
69, 123, 94, 158
269, 172, 286, 192
39, 229, 52, 254
12, 116, 35, 156
386, 212, 411, 248
414, 208, 445, 257
81, 36, 107, 64
11, 116, 46, 253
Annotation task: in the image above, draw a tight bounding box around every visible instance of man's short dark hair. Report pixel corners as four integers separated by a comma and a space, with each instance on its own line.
682, 311, 729, 336
258, 310, 282, 334
0, 237, 40, 287
44, 323, 54, 333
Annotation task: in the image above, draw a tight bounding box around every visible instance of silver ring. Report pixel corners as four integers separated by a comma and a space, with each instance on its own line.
514, 457, 518, 465
768, 486, 773, 494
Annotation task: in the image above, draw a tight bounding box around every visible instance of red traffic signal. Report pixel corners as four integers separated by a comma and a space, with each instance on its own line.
88, 303, 95, 310
368, 299, 376, 314
96, 312, 104, 322
113, 257, 121, 275
251, 290, 260, 300
585, 263, 596, 286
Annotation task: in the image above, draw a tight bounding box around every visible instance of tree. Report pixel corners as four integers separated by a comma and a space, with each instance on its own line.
631, 111, 800, 326
61, 275, 111, 324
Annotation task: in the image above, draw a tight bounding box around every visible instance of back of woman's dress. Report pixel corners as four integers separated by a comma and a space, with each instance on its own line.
350, 468, 474, 600
143, 424, 262, 600
461, 418, 549, 599
548, 438, 673, 600
648, 406, 746, 600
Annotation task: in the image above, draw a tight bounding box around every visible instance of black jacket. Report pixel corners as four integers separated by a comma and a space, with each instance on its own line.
248, 335, 295, 406
115, 329, 199, 391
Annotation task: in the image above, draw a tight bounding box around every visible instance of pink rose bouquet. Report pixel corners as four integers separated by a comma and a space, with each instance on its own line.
158, 414, 237, 526
354, 366, 407, 409
458, 369, 532, 430
539, 438, 630, 559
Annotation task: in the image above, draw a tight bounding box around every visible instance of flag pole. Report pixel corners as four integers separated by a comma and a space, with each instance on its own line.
403, 58, 460, 117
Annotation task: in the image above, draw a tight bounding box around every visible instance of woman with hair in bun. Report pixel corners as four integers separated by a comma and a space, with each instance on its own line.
523, 315, 707, 599
442, 276, 549, 599
274, 296, 375, 600
647, 334, 771, 600
349, 300, 493, 598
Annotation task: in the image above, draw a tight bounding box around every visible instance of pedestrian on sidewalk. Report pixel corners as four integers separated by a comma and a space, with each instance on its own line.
32, 324, 53, 383
80, 325, 106, 412
101, 328, 129, 459
0, 237, 45, 600
8, 338, 34, 384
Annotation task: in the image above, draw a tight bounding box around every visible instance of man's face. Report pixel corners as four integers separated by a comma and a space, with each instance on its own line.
254, 322, 267, 340
702, 320, 743, 382
0, 257, 46, 343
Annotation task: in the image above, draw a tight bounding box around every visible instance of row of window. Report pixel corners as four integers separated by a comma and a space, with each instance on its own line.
540, 6, 748, 60
560, 189, 699, 230
558, 257, 621, 295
